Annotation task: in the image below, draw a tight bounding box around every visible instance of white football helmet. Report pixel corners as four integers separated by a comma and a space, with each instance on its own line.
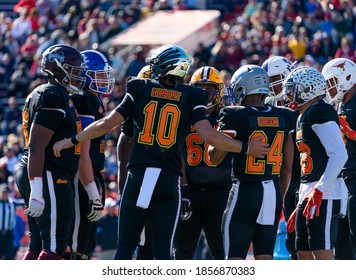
282, 66, 326, 109
228, 65, 269, 105
262, 56, 295, 101
321, 58, 356, 104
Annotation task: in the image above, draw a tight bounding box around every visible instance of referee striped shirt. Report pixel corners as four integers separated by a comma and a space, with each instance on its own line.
0, 200, 16, 231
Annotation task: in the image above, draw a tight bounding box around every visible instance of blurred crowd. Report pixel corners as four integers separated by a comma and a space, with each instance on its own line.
0, 0, 355, 259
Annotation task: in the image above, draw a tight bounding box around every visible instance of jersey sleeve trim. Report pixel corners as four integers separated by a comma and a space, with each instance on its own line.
193, 104, 207, 111
41, 107, 66, 117
126, 92, 134, 102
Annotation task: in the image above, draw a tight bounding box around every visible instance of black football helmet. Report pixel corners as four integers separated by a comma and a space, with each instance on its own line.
148, 44, 192, 87
41, 44, 86, 93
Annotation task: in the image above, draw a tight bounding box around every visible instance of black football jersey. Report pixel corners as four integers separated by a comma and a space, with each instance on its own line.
121, 117, 134, 138
219, 105, 296, 182
338, 94, 356, 170
296, 101, 339, 183
71, 91, 106, 171
20, 83, 81, 179
116, 78, 208, 175
183, 109, 233, 188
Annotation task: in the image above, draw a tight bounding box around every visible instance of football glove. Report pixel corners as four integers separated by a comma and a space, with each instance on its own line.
25, 177, 45, 218
339, 115, 356, 141
180, 185, 193, 220
303, 188, 323, 220
286, 208, 297, 233
84, 181, 103, 222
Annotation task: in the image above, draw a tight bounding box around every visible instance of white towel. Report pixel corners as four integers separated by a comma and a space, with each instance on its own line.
256, 180, 276, 225
136, 167, 161, 209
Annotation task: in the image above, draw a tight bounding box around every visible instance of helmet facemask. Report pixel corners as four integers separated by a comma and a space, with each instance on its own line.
86, 68, 115, 95
55, 59, 86, 93
190, 66, 225, 109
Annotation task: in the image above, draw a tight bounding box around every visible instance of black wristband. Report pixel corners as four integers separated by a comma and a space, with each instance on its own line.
71, 135, 79, 145
240, 142, 249, 154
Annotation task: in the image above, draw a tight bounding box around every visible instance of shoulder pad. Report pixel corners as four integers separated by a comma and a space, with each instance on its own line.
41, 85, 68, 109
309, 102, 337, 124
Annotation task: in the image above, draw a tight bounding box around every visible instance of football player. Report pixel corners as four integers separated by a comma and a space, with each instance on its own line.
53, 44, 269, 259
174, 66, 232, 260
262, 55, 300, 260
208, 65, 296, 260
64, 50, 114, 259
285, 66, 348, 260
117, 65, 154, 260
322, 58, 356, 260
262, 56, 295, 106
16, 44, 86, 260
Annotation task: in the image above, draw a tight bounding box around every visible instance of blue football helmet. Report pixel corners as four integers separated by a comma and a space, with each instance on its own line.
81, 50, 115, 95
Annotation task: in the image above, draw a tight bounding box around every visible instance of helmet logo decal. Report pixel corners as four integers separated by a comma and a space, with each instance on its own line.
254, 77, 267, 87
333, 62, 346, 71
47, 51, 65, 63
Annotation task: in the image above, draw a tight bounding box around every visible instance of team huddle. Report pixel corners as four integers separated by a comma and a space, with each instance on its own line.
19, 42, 356, 260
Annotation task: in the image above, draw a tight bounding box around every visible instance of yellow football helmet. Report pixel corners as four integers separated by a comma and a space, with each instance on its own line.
137, 65, 152, 79
190, 66, 224, 108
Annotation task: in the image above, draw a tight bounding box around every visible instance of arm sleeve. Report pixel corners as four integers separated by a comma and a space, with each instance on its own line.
312, 121, 348, 192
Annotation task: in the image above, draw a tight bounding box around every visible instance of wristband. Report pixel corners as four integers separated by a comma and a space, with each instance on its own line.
240, 142, 249, 154
84, 181, 99, 200
71, 135, 79, 145
29, 177, 43, 198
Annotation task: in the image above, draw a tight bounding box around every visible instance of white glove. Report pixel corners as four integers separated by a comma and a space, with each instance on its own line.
84, 181, 103, 222
25, 177, 45, 218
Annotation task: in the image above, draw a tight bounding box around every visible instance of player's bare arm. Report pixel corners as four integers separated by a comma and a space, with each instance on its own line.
194, 119, 269, 158
53, 109, 124, 157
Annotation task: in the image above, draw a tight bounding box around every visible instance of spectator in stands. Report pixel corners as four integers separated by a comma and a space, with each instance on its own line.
13, 0, 36, 14
1, 97, 22, 136
27, 7, 40, 32
193, 42, 211, 68
7, 62, 32, 98
124, 45, 146, 78
287, 28, 308, 62
102, 14, 127, 43
0, 52, 14, 85
334, 36, 356, 61
0, 12, 12, 37
123, 0, 142, 25
243, 0, 259, 19
19, 33, 39, 67
154, 0, 173, 11
10, 7, 32, 45
0, 146, 20, 175
106, 0, 123, 16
